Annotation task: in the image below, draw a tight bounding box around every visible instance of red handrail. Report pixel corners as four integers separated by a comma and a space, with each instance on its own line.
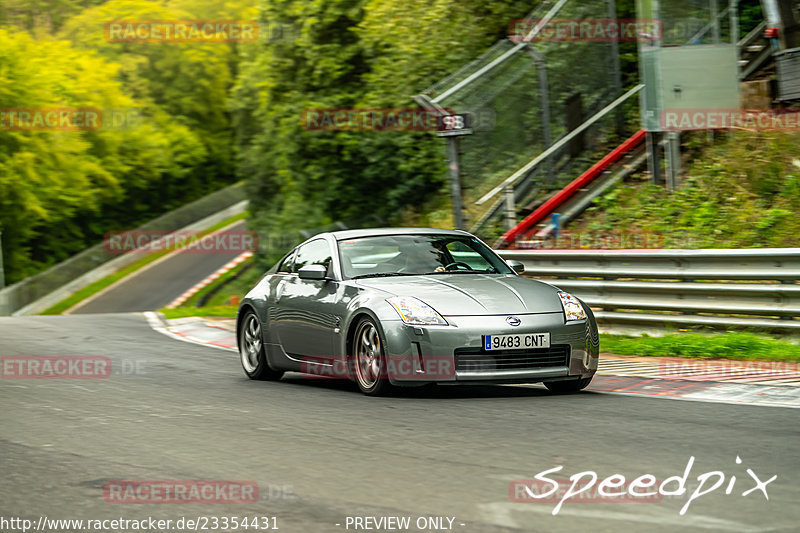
501, 129, 647, 246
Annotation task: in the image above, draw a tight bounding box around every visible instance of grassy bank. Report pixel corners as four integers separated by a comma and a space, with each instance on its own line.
159, 306, 238, 319
571, 131, 800, 248
603, 332, 800, 362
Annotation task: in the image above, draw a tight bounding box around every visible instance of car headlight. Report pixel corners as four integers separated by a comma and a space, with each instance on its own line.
387, 296, 448, 326
558, 291, 587, 322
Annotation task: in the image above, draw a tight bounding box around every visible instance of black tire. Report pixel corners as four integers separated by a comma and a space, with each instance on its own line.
351, 317, 393, 396
239, 311, 284, 381
544, 377, 592, 394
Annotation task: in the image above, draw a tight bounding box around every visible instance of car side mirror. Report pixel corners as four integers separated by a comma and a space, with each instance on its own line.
507, 260, 525, 274
298, 264, 328, 280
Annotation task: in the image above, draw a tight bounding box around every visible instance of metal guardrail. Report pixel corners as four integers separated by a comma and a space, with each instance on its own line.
497, 248, 800, 332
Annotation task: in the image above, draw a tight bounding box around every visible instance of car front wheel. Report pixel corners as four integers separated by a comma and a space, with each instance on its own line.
352, 317, 393, 396
239, 311, 284, 381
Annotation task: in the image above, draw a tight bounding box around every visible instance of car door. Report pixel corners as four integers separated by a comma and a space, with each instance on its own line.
264, 248, 296, 345
272, 238, 339, 361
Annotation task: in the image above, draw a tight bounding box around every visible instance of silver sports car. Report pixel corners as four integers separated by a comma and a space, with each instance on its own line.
237, 228, 599, 395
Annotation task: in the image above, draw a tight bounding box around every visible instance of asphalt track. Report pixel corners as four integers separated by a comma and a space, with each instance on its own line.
69, 221, 248, 314
1, 313, 798, 533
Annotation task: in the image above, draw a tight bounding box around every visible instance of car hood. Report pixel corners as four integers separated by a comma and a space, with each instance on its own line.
355, 274, 563, 316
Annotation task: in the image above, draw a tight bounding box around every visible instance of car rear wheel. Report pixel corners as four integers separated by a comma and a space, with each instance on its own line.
544, 377, 592, 394
352, 318, 392, 396
240, 311, 284, 381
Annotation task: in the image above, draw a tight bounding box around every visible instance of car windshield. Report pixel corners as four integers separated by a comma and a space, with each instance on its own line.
337, 234, 513, 279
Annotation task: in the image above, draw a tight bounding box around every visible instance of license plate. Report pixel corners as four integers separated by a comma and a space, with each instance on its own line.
484, 333, 550, 351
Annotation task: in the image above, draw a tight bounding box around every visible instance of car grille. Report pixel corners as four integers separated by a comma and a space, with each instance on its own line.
454, 345, 570, 373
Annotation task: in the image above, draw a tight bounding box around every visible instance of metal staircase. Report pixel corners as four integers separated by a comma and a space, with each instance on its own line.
500, 129, 647, 248
740, 21, 775, 80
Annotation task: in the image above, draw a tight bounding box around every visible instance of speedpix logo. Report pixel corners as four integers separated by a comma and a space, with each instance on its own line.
510, 456, 776, 515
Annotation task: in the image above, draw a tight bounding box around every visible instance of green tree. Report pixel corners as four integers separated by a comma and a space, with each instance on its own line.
59, 0, 239, 193
234, 0, 532, 264
0, 27, 206, 282
0, 0, 106, 34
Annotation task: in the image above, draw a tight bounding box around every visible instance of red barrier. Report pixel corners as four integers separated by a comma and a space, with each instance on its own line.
502, 129, 647, 245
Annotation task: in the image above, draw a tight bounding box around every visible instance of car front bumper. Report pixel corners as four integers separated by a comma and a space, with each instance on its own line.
379, 312, 599, 386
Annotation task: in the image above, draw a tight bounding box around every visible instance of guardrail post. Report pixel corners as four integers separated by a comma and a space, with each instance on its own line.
665, 131, 681, 190
552, 213, 561, 238
646, 132, 663, 185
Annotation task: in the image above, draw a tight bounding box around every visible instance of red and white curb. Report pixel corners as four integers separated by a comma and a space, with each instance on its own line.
165, 251, 253, 308
597, 357, 800, 387
543, 358, 800, 408
584, 375, 800, 408
144, 312, 237, 352
142, 313, 800, 407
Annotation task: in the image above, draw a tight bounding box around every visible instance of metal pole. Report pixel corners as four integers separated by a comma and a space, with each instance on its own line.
664, 132, 681, 191
431, 0, 570, 104
675, 132, 681, 188
446, 137, 465, 229
527, 48, 552, 180
710, 0, 720, 44
537, 58, 551, 174
667, 131, 681, 189
608, 0, 624, 134
414, 94, 466, 229
665, 134, 673, 190
646, 131, 663, 185
504, 186, 516, 230
729, 0, 738, 45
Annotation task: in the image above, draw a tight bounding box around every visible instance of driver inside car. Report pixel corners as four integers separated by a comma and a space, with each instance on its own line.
396, 243, 446, 274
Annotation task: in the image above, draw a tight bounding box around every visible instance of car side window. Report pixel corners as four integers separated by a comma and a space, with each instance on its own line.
292, 239, 333, 276
277, 250, 295, 273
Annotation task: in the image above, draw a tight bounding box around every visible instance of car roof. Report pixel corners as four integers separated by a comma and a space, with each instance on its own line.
325, 227, 470, 241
